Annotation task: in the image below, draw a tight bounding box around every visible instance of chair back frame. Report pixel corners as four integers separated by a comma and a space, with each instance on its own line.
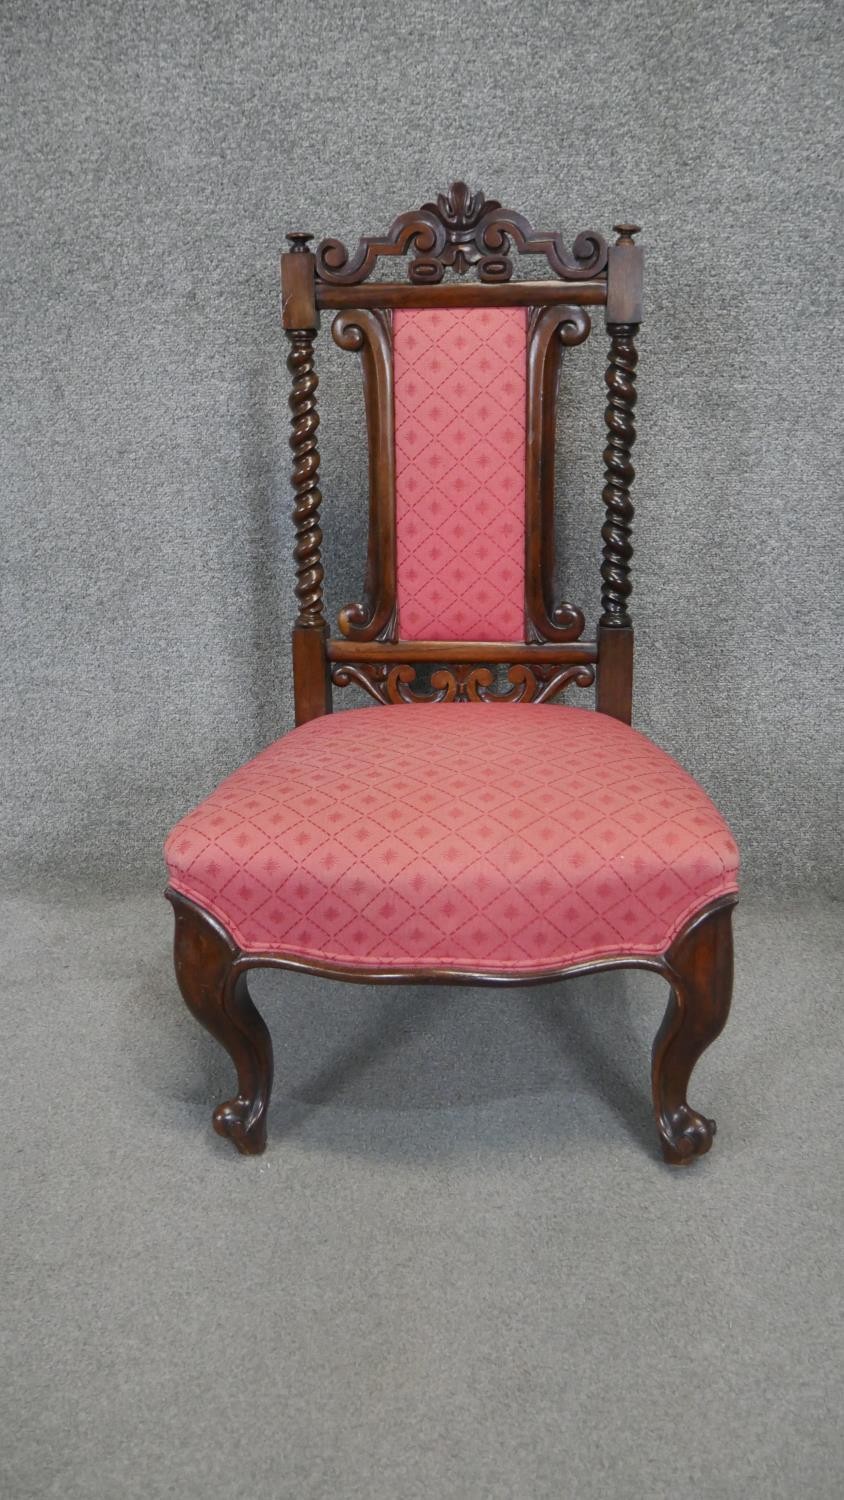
280, 183, 642, 726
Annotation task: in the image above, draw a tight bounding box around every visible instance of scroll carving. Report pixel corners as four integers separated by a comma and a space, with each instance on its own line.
524, 304, 592, 643
315, 181, 608, 286
330, 310, 397, 641
600, 324, 639, 627
286, 329, 325, 628
331, 662, 595, 706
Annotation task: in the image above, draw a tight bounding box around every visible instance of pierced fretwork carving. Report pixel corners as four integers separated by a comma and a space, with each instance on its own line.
315, 181, 608, 286
286, 329, 325, 628
600, 324, 639, 628
331, 661, 595, 706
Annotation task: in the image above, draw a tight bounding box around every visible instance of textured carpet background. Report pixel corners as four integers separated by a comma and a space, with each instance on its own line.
1, 0, 841, 892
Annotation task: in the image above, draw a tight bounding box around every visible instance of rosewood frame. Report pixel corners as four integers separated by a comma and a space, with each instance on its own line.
169, 183, 735, 1166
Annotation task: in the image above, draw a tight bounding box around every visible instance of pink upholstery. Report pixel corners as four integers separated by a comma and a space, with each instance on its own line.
393, 308, 527, 641
165, 704, 739, 973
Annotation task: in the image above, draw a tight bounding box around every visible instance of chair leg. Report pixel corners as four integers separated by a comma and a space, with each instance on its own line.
167, 892, 274, 1155
652, 901, 735, 1165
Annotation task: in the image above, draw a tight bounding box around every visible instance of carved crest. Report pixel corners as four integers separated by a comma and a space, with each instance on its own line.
314, 181, 608, 286
416, 181, 502, 276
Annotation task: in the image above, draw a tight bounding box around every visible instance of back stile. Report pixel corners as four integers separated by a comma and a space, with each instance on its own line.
282, 232, 332, 723
597, 224, 642, 723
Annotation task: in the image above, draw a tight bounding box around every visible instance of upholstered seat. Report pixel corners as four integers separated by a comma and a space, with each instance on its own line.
165, 702, 738, 975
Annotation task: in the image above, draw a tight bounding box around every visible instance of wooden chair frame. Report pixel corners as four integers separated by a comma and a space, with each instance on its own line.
167, 183, 735, 1164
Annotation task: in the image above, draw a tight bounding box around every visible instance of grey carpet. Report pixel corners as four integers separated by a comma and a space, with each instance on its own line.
1, 0, 842, 894
2, 887, 841, 1499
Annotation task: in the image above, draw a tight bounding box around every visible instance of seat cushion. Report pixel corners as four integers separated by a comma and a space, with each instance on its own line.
164, 703, 739, 974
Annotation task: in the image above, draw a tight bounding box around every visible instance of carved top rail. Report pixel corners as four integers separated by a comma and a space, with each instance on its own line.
313, 181, 609, 287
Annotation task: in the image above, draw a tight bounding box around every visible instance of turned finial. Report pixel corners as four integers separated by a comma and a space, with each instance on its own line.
613, 223, 641, 244
286, 232, 314, 252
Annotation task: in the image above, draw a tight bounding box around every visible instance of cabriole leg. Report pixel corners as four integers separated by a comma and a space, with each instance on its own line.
652, 902, 735, 1165
167, 892, 273, 1155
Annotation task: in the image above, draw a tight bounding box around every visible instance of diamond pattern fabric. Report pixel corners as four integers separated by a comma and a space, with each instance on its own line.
393, 307, 527, 641
165, 703, 739, 973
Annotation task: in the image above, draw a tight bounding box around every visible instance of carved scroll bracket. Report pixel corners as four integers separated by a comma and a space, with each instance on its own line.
525, 303, 592, 644
330, 309, 397, 642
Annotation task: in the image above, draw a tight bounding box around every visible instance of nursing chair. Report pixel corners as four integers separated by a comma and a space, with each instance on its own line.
164, 183, 739, 1164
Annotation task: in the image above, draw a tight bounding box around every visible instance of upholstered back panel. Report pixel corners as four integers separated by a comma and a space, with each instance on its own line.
393, 307, 528, 641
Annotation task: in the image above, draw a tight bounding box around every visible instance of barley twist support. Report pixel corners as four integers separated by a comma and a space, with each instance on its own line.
287, 329, 325, 629
600, 324, 639, 627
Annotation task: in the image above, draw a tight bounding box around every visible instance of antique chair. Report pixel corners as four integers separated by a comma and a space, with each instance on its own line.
164, 183, 739, 1164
